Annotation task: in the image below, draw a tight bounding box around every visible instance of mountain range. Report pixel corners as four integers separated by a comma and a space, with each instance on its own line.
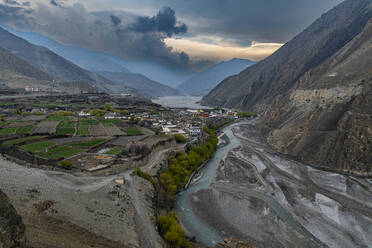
0, 26, 181, 98
177, 58, 255, 96
2, 26, 194, 88
202, 0, 372, 175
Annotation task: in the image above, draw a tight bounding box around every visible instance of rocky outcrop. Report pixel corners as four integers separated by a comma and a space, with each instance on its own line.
0, 189, 27, 248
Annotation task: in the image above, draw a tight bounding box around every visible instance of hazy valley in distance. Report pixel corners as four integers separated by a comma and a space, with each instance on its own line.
0, 1, 371, 248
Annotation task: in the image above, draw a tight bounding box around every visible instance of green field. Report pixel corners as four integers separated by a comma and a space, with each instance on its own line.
101, 122, 113, 127
80, 118, 99, 125
16, 126, 34, 134
56, 128, 75, 135
46, 115, 66, 121
70, 139, 105, 148
124, 128, 142, 135
1, 136, 46, 147
77, 125, 90, 136
105, 146, 123, 155
0, 128, 16, 135
39, 145, 84, 159
0, 102, 14, 107
21, 141, 54, 152
47, 148, 85, 159
58, 121, 75, 128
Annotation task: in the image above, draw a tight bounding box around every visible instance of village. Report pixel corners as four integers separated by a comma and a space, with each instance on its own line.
0, 93, 253, 176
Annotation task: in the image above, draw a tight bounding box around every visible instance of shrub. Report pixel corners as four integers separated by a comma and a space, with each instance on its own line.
134, 167, 156, 188
59, 160, 73, 169
158, 211, 190, 248
173, 134, 186, 143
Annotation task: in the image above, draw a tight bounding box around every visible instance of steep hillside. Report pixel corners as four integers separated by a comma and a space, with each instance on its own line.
177, 58, 255, 96
260, 17, 372, 175
1, 26, 130, 73
0, 27, 147, 95
202, 0, 372, 110
98, 71, 181, 98
203, 0, 372, 175
2, 26, 195, 87
0, 46, 51, 81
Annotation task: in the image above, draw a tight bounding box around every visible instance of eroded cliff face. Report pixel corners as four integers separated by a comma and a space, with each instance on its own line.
259, 19, 372, 175
0, 189, 27, 248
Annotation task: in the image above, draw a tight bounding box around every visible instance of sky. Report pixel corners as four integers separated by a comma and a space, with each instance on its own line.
0, 0, 343, 72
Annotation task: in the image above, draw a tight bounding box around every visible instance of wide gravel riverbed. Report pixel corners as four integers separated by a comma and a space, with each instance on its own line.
176, 121, 372, 248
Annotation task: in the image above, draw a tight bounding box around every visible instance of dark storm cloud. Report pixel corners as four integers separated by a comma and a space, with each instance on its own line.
130, 7, 187, 37
4, 0, 20, 5
50, 0, 58, 6
0, 1, 207, 71
111, 0, 343, 43
110, 14, 121, 26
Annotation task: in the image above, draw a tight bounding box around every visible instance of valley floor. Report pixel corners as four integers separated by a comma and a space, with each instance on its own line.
180, 122, 372, 248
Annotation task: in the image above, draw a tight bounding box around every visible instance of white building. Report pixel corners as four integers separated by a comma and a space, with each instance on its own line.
79, 111, 91, 117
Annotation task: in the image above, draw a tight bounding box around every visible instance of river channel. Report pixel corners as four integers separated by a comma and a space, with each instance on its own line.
175, 121, 372, 248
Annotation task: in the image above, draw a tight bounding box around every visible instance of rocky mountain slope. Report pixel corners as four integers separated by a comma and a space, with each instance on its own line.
177, 58, 255, 96
202, 0, 372, 110
0, 46, 94, 92
2, 26, 195, 87
203, 0, 372, 175
0, 189, 27, 248
98, 71, 181, 98
0, 26, 150, 95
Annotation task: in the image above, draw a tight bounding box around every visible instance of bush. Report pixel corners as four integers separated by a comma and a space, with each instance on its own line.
173, 134, 186, 143
158, 211, 190, 248
59, 160, 73, 169
57, 111, 74, 116
134, 167, 156, 188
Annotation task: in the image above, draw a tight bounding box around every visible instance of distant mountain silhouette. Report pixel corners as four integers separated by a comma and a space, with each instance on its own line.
177, 58, 255, 96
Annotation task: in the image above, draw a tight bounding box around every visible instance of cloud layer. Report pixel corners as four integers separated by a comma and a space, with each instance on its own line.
0, 0, 343, 72
0, 0, 207, 72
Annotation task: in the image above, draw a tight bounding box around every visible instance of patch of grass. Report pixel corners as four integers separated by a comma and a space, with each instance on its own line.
77, 125, 90, 136
48, 148, 85, 159
80, 118, 99, 125
105, 146, 123, 155
70, 139, 105, 148
101, 122, 113, 127
39, 145, 70, 158
100, 119, 122, 124
0, 102, 14, 106
124, 128, 142, 135
0, 121, 6, 127
21, 141, 54, 152
58, 121, 75, 128
1, 136, 46, 147
56, 128, 75, 135
16, 126, 34, 134
0, 128, 16, 135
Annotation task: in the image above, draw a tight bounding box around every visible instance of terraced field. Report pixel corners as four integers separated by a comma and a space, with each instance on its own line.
32, 121, 60, 135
